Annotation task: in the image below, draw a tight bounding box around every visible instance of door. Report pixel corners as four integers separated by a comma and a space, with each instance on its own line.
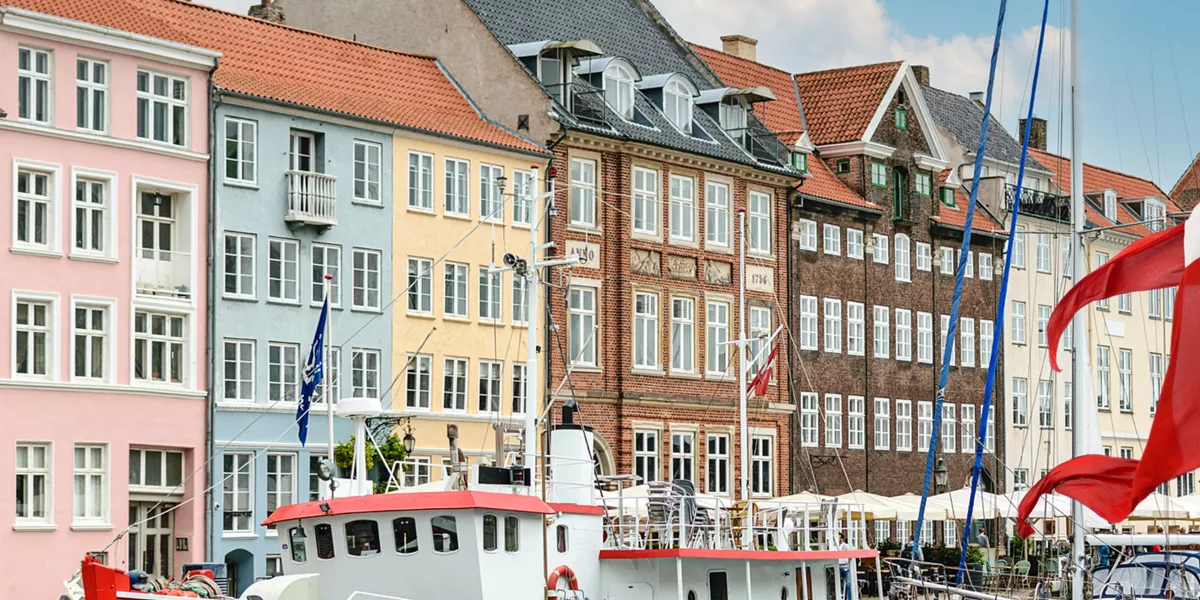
128, 502, 175, 578
289, 132, 315, 172
138, 192, 174, 262
709, 571, 729, 600
892, 169, 906, 220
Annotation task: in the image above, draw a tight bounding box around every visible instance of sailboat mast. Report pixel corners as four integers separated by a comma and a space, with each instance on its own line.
1069, 0, 1087, 598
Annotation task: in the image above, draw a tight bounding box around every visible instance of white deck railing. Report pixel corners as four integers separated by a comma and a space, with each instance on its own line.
285, 170, 337, 227
134, 249, 192, 299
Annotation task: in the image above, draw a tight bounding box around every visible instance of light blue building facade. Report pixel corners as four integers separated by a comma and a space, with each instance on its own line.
208, 95, 393, 593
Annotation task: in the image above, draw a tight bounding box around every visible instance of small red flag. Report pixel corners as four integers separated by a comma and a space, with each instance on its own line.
747, 343, 778, 397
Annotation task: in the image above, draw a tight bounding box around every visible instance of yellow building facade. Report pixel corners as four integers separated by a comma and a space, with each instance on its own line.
391, 131, 549, 483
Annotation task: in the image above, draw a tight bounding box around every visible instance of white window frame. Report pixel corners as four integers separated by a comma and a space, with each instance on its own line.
663, 79, 694, 133
823, 224, 841, 256
406, 257, 433, 315
632, 167, 659, 237
848, 396, 865, 450
132, 310, 187, 386
1150, 353, 1163, 415
71, 298, 114, 383
670, 297, 695, 374
917, 401, 933, 452
512, 273, 529, 326
799, 295, 818, 350
72, 443, 108, 525
1097, 346, 1111, 410
1037, 304, 1051, 348
847, 228, 864, 260
405, 353, 432, 410
895, 308, 912, 362
634, 429, 660, 484
873, 233, 889, 264
706, 300, 730, 377
800, 393, 818, 447
917, 312, 933, 364
894, 234, 911, 282
980, 319, 994, 367
750, 434, 774, 497
940, 246, 954, 275
136, 70, 188, 147
873, 305, 890, 359
443, 262, 469, 318
824, 393, 843, 448
940, 314, 955, 367
670, 431, 695, 483
223, 232, 256, 300
896, 400, 913, 451
1036, 232, 1051, 273
633, 291, 660, 370
311, 243, 341, 308
13, 162, 62, 254
942, 404, 956, 453
1011, 301, 1026, 345
874, 398, 891, 450
847, 302, 865, 357
1012, 377, 1028, 426
222, 452, 253, 533
223, 338, 254, 402
70, 168, 117, 260
604, 63, 636, 120
267, 342, 299, 403
480, 163, 504, 222
979, 253, 993, 280
18, 46, 52, 125
512, 169, 533, 226
511, 363, 527, 415
408, 151, 434, 211
960, 404, 976, 454
797, 219, 817, 252
1118, 348, 1132, 412
223, 117, 257, 185
568, 285, 597, 367
705, 433, 729, 496
823, 298, 842, 354
352, 140, 382, 204
1038, 380, 1054, 429
960, 317, 975, 368
443, 157, 470, 216
13, 292, 59, 380
265, 453, 296, 529
668, 175, 696, 243
915, 241, 931, 271
352, 248, 381, 312
351, 348, 380, 399
748, 191, 772, 255
570, 157, 597, 229
478, 267, 501, 323
478, 360, 502, 413
15, 441, 53, 526
704, 180, 730, 249
267, 238, 300, 304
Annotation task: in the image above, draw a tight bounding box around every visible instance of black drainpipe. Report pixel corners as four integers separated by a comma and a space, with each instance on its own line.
205, 61, 219, 564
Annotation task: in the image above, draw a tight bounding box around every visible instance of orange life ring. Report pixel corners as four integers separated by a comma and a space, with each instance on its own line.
547, 565, 580, 591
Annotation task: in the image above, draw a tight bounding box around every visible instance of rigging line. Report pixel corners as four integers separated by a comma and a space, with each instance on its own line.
1107, 70, 1127, 171
1120, 58, 1159, 184
1164, 26, 1195, 160
380, 326, 436, 408
1148, 35, 1164, 191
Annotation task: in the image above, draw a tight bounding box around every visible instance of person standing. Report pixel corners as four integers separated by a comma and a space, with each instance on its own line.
839, 534, 857, 600
977, 526, 990, 549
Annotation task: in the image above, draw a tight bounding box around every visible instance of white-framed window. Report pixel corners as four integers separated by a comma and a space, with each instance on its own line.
352, 141, 382, 203
405, 353, 432, 410
16, 442, 52, 523
1149, 289, 1162, 319
1150, 353, 1163, 414
1096, 346, 1111, 410
76, 58, 109, 133
876, 520, 892, 544
980, 319, 994, 367
351, 348, 380, 398
706, 301, 730, 376
406, 257, 433, 315
15, 167, 56, 251
896, 400, 913, 451
1011, 301, 1026, 344
568, 286, 597, 366
942, 404, 956, 453
265, 453, 296, 527
962, 250, 974, 278
634, 430, 659, 483
960, 404, 976, 453
985, 411, 995, 452
222, 233, 255, 299
136, 70, 188, 146
1118, 348, 1132, 412
751, 435, 773, 496
800, 393, 819, 447
268, 238, 300, 303
1036, 304, 1051, 348
847, 302, 865, 357
1120, 447, 1134, 460
604, 63, 636, 120
895, 308, 912, 362
268, 342, 299, 403
222, 452, 253, 532
72, 303, 108, 381
873, 305, 890, 359
313, 347, 340, 406
960, 317, 975, 367
823, 224, 841, 255
670, 297, 695, 373
632, 167, 659, 236
917, 312, 933, 364
944, 520, 958, 548
979, 253, 993, 280
848, 396, 865, 449
1103, 190, 1117, 222
1167, 286, 1176, 320
1012, 377, 1028, 426
1064, 382, 1073, 429
750, 307, 774, 372
1060, 236, 1072, 278
18, 47, 52, 124
1036, 233, 1051, 273
1096, 253, 1110, 310
443, 262, 469, 318
443, 157, 469, 216
512, 274, 528, 325
706, 434, 729, 495
408, 151, 434, 211
478, 267, 501, 322
1013, 469, 1029, 491
823, 298, 842, 354
748, 191, 772, 255
352, 249, 381, 311
570, 157, 597, 228
897, 521, 910, 544
663, 79, 694, 133
133, 310, 186, 385
874, 398, 891, 450
940, 314, 955, 366
478, 360, 502, 413
895, 234, 911, 282
72, 174, 111, 256
1145, 198, 1168, 232
940, 247, 954, 275
825, 394, 843, 448
797, 219, 817, 251
1012, 225, 1026, 268
799, 296, 818, 350
873, 233, 889, 264
480, 164, 504, 221
847, 228, 864, 260
441, 356, 467, 411
917, 401, 933, 452
401, 456, 431, 489
670, 431, 695, 482
311, 243, 341, 307
669, 175, 696, 242
705, 181, 730, 248
916, 241, 931, 271
224, 117, 256, 184
634, 292, 660, 370
72, 444, 107, 523
223, 339, 254, 401
128, 448, 183, 491
512, 169, 533, 226
511, 363, 527, 415
1038, 380, 1053, 429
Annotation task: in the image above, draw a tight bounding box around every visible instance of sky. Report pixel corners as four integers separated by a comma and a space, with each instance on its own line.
205, 0, 1200, 192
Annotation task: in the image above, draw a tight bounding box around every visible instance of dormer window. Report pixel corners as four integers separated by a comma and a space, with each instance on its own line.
539, 50, 566, 104
719, 100, 747, 141
1102, 189, 1117, 222
604, 63, 636, 120
664, 79, 694, 133
792, 152, 808, 173
941, 187, 956, 207
895, 106, 908, 130
1144, 197, 1166, 232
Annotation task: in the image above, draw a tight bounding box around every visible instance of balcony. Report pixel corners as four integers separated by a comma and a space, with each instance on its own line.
135, 249, 192, 300
727, 113, 793, 168
1004, 183, 1069, 223
285, 170, 338, 230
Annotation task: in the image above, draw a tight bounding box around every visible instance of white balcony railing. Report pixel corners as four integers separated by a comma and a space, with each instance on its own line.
135, 249, 192, 299
285, 170, 338, 228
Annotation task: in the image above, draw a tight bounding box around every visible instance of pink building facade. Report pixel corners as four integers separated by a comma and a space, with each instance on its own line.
0, 8, 218, 598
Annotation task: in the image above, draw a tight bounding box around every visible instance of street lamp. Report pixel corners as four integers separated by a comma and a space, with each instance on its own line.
934, 457, 949, 494
401, 419, 416, 455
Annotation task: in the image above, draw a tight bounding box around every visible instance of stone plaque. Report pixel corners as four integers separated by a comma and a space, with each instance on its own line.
705, 260, 732, 286
667, 255, 697, 281
746, 264, 774, 292
565, 240, 601, 269
631, 249, 661, 276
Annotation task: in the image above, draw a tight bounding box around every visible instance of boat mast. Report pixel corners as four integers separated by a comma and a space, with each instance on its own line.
325, 273, 335, 495
739, 210, 749, 510
1069, 0, 1087, 597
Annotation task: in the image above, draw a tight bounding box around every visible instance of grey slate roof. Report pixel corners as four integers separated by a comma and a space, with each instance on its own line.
462, 0, 799, 176
921, 84, 1048, 173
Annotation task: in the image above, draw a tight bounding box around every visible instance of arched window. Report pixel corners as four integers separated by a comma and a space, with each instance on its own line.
315, 523, 335, 560
483, 514, 498, 552
604, 63, 636, 120
556, 524, 569, 553
663, 79, 693, 133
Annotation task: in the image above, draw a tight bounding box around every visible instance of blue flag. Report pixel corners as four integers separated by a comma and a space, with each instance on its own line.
297, 296, 328, 446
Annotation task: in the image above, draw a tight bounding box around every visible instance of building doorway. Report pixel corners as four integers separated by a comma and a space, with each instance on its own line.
127, 502, 175, 578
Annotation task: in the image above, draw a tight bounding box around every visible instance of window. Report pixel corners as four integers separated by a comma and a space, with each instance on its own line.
873, 234, 889, 264
1145, 198, 1167, 232
408, 152, 434, 210
960, 250, 974, 278
394, 517, 419, 554
870, 162, 888, 187
1149, 289, 1162, 319
443, 262, 468, 317
64, 304, 104, 382
1167, 286, 1176, 320
706, 301, 730, 376
747, 306, 773, 372
570, 158, 597, 228
351, 348, 380, 398
1097, 346, 1111, 410
837, 158, 851, 173
267, 343, 299, 403
961, 404, 976, 453
748, 191, 772, 255
406, 257, 432, 314
315, 523, 335, 559
15, 168, 54, 250
405, 353, 431, 409
1011, 225, 1026, 268
706, 434, 729, 495
847, 228, 864, 260
823, 224, 841, 255
266, 453, 295, 527
985, 412, 995, 452
669, 175, 696, 242
634, 292, 659, 369
634, 430, 659, 483
222, 339, 254, 401
342, 520, 381, 557
896, 400, 913, 451
942, 404, 956, 453
846, 302, 865, 357
917, 401, 933, 452
128, 449, 183, 489
504, 515, 520, 553
797, 219, 817, 251
306, 245, 341, 307
720, 101, 748, 142
913, 172, 932, 196
960, 318, 975, 367
71, 176, 111, 256
18, 47, 52, 123
604, 63, 636, 119
1060, 236, 1072, 278
895, 234, 911, 282
1096, 253, 1110, 310
133, 311, 186, 384
1150, 353, 1163, 415
352, 141, 382, 203
512, 169, 533, 226
73, 58, 109, 133
443, 158, 469, 216
221, 233, 256, 299
799, 296, 818, 350
825, 394, 843, 448
483, 514, 498, 551
268, 239, 300, 303
568, 286, 596, 366
1178, 473, 1196, 497
480, 164, 504, 221
939, 247, 953, 275
1033, 232, 1051, 273
893, 308, 913, 362
793, 151, 809, 172
943, 520, 957, 548
823, 299, 842, 353
874, 398, 891, 450
352, 249, 381, 311
222, 453, 253, 532
478, 267, 501, 322
800, 393, 819, 447
914, 242, 931, 272
663, 79, 693, 133
1013, 469, 1029, 490
478, 360, 501, 413
979, 253, 993, 280
751, 436, 773, 496
980, 320, 994, 367
1064, 383, 1073, 429
1118, 349, 1132, 412
848, 396, 865, 449
401, 456, 429, 489
940, 315, 955, 366
940, 187, 956, 207
442, 357, 467, 411
1012, 378, 1028, 426
1037, 380, 1053, 429
705, 181, 730, 247
872, 305, 890, 359
917, 312, 933, 364
876, 521, 892, 544
136, 70, 187, 146
1103, 190, 1117, 222
1035, 304, 1052, 348
512, 274, 528, 325
670, 431, 694, 482
895, 106, 908, 130
1011, 301, 1026, 345
15, 443, 51, 523
72, 444, 106, 523
1118, 292, 1131, 314
632, 167, 659, 235
224, 118, 256, 183
670, 297, 695, 373
1119, 447, 1134, 460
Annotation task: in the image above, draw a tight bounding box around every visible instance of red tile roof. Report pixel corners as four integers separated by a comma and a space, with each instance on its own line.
931, 170, 1005, 234
793, 61, 903, 146
689, 43, 805, 145
1170, 153, 1200, 199
800, 157, 879, 210
3, 0, 545, 154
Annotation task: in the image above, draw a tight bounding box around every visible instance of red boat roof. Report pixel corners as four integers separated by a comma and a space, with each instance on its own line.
599, 548, 879, 562
262, 490, 558, 526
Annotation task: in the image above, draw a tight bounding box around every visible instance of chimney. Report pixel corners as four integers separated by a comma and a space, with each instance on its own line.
720, 34, 758, 62
1018, 117, 1048, 151
911, 65, 930, 87
248, 0, 285, 24
969, 91, 985, 109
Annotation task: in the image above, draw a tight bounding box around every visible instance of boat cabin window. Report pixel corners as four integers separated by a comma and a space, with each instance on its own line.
483, 514, 498, 552
687, 592, 697, 600
1168, 568, 1199, 594
288, 526, 308, 563
432, 515, 459, 553
709, 571, 729, 600
393, 517, 418, 555
315, 523, 335, 560
345, 520, 380, 557
556, 524, 568, 552
504, 515, 519, 553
